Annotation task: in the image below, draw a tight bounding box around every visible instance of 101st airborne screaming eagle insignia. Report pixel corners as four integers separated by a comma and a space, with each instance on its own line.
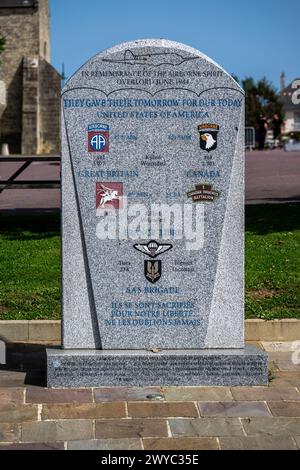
198, 123, 219, 152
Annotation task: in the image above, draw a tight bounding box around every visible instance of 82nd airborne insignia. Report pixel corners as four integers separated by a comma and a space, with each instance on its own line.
88, 124, 109, 153
144, 260, 162, 284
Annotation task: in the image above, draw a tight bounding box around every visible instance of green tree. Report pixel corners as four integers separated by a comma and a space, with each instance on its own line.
234, 76, 283, 127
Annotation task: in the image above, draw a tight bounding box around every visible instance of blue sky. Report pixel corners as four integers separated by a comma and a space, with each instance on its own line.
50, 0, 300, 89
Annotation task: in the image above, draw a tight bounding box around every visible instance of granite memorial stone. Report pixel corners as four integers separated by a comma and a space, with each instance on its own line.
47, 39, 267, 386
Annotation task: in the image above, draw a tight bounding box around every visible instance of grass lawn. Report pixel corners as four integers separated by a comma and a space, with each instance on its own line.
245, 204, 300, 319
0, 213, 61, 320
0, 204, 299, 320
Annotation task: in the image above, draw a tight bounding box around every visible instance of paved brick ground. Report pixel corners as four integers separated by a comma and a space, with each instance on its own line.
245, 149, 300, 204
0, 342, 299, 450
1, 150, 300, 210
0, 160, 60, 210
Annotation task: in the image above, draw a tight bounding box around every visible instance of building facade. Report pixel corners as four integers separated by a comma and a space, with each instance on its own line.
0, 0, 60, 154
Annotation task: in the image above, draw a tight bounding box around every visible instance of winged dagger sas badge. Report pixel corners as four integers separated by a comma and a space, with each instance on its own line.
144, 260, 162, 284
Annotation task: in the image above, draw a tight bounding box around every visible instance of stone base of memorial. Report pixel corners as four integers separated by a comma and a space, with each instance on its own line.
47, 346, 268, 387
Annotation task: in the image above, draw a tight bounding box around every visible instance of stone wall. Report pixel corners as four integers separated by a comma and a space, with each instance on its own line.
21, 57, 39, 155
38, 0, 50, 62
0, 0, 60, 154
38, 59, 60, 154
0, 6, 39, 152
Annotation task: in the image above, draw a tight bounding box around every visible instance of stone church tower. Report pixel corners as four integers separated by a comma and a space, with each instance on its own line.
0, 0, 60, 154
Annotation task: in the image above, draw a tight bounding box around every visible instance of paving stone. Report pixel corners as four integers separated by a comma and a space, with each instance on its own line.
268, 353, 300, 371
270, 377, 300, 388
262, 342, 296, 352
143, 437, 219, 450
26, 387, 93, 403
231, 386, 300, 401
268, 351, 298, 360
0, 442, 65, 450
0, 388, 24, 404
42, 402, 126, 419
95, 419, 168, 438
198, 401, 270, 417
219, 436, 297, 450
0, 371, 27, 387
269, 371, 300, 388
275, 361, 300, 371
0, 423, 20, 442
272, 371, 300, 379
0, 404, 38, 422
94, 387, 163, 402
169, 418, 244, 437
163, 387, 233, 402
127, 402, 198, 418
68, 439, 142, 450
4, 369, 44, 388
241, 417, 300, 436
21, 419, 93, 442
232, 387, 300, 401
268, 402, 300, 417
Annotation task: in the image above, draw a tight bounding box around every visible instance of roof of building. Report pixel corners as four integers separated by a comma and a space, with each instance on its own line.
281, 79, 300, 111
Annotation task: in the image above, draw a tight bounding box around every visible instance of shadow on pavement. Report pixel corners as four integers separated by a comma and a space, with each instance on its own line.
0, 343, 50, 387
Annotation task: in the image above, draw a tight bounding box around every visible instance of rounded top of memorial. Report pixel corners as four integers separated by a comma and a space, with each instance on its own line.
100, 38, 211, 61
63, 38, 242, 93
